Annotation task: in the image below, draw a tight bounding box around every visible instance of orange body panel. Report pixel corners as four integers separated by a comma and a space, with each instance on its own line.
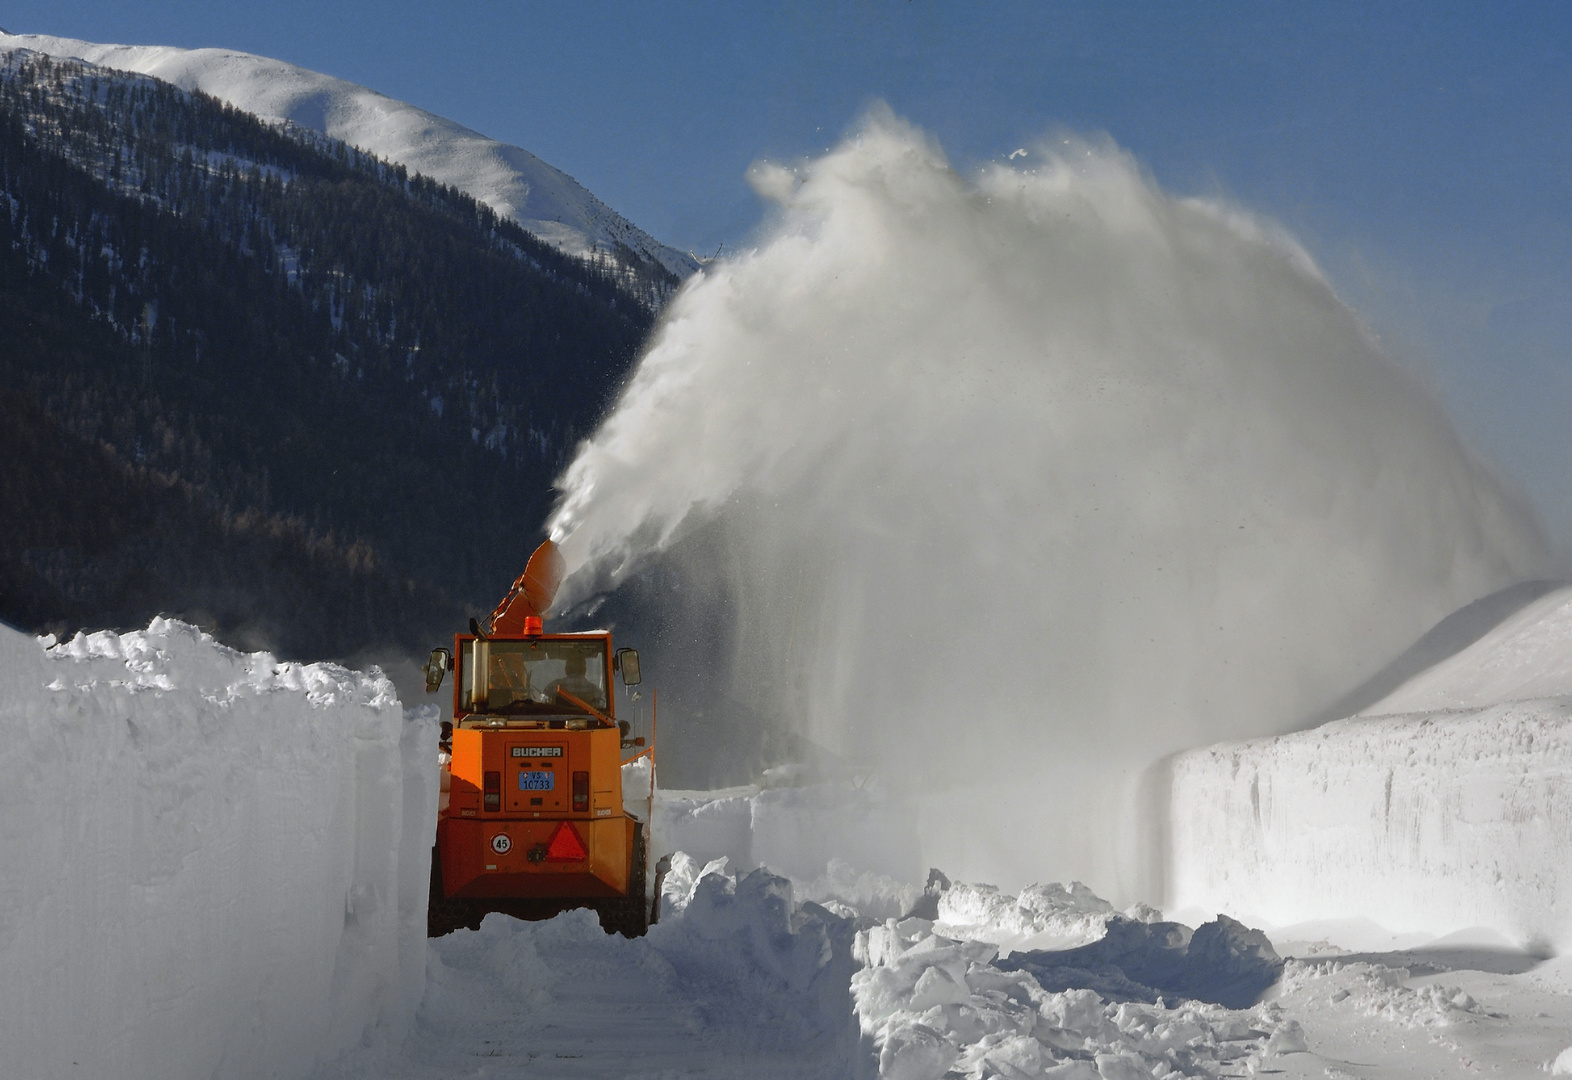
437, 632, 635, 902
447, 725, 622, 819
438, 815, 634, 898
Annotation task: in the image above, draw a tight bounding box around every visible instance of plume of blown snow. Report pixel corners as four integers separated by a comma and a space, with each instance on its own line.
548, 107, 1551, 903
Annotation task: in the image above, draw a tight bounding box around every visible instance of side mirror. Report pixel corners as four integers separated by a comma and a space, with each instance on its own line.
616, 648, 641, 686
424, 648, 451, 693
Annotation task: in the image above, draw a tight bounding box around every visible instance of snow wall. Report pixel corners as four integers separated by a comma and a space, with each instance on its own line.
546, 107, 1551, 905
0, 619, 438, 1080
1169, 704, 1572, 951
1171, 587, 1572, 950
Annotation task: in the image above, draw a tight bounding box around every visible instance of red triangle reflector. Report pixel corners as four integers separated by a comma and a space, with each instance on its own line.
544, 821, 589, 862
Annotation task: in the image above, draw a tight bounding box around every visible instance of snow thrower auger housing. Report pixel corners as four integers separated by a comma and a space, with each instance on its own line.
424, 539, 661, 938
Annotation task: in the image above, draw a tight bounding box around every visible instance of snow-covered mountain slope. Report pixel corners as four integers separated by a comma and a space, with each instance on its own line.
1360, 583, 1572, 715
0, 30, 699, 279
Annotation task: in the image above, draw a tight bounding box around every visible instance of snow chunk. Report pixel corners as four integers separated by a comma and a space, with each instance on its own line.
851, 878, 1303, 1079
620, 752, 653, 820
936, 880, 1116, 954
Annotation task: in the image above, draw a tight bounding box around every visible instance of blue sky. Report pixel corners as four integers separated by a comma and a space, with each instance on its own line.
6, 1, 1572, 550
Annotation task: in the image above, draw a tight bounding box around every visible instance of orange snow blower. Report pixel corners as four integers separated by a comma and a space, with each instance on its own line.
423, 539, 661, 937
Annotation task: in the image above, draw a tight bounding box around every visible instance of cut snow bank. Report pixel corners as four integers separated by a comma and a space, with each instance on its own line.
0, 619, 437, 1080
1171, 586, 1572, 951
0, 30, 698, 278
1170, 703, 1572, 953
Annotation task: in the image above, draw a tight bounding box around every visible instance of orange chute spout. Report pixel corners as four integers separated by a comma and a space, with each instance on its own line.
487, 539, 566, 635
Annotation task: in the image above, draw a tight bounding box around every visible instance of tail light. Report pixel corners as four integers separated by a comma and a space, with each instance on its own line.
483, 770, 501, 811
572, 770, 589, 812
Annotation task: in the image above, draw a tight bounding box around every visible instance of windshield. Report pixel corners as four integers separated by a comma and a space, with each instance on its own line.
459, 638, 609, 717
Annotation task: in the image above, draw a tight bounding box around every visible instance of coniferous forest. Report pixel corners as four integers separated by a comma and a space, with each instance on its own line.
0, 52, 669, 660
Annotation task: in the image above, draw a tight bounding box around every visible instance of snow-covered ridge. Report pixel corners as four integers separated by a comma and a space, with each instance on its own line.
0, 30, 699, 279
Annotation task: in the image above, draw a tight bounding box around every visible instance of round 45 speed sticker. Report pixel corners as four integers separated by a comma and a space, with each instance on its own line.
490, 833, 512, 855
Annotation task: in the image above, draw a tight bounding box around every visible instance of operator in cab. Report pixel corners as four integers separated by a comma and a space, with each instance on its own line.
547, 653, 606, 710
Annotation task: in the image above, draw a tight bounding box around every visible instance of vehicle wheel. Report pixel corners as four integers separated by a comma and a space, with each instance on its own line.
427, 844, 482, 937
596, 822, 648, 938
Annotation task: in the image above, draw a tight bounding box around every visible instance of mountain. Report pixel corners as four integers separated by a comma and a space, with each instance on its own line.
0, 30, 701, 282
0, 48, 656, 659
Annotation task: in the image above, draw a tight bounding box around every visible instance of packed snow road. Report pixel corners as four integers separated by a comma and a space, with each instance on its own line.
317, 904, 854, 1079
1266, 949, 1572, 1079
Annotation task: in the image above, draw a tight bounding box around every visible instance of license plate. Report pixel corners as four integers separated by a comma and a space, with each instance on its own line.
518, 771, 554, 791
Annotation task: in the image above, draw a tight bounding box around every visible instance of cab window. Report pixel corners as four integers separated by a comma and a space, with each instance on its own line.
459, 639, 608, 716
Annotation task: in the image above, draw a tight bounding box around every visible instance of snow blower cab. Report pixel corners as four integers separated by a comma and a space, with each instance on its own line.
424, 539, 657, 937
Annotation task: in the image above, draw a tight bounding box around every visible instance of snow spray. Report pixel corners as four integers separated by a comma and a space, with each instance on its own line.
548, 108, 1552, 904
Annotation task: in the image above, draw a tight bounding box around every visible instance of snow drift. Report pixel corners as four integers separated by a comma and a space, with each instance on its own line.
0, 30, 698, 278
853, 911, 1296, 1080
548, 107, 1551, 903
1170, 585, 1572, 952
0, 619, 436, 1080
